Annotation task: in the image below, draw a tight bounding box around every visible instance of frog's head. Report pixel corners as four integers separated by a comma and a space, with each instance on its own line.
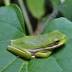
48, 30, 67, 48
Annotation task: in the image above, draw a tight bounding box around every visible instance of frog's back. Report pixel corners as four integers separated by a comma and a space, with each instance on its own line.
10, 31, 66, 49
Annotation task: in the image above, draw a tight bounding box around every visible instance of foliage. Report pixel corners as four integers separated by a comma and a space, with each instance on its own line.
0, 0, 72, 72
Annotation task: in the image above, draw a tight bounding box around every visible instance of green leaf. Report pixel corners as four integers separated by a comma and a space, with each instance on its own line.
1, 4, 72, 72
19, 17, 72, 72
43, 17, 72, 72
0, 5, 25, 72
51, 0, 72, 21
0, 4, 24, 32
10, 4, 25, 33
26, 0, 45, 19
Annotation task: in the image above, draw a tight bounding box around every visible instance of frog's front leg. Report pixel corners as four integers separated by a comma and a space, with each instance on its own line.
35, 51, 52, 58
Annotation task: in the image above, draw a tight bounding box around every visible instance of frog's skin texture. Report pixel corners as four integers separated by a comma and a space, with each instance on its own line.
7, 30, 67, 59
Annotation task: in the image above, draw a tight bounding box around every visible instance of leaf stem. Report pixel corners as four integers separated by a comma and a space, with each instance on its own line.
34, 7, 58, 35
18, 0, 33, 35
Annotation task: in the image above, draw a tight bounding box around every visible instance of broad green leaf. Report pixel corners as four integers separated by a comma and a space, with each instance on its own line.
0, 5, 25, 72
0, 4, 24, 32
51, 0, 72, 21
10, 4, 25, 33
1, 4, 72, 72
43, 17, 72, 72
19, 17, 72, 72
18, 17, 72, 72
26, 0, 45, 19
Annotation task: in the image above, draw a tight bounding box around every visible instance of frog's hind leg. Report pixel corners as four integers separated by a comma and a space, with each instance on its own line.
35, 51, 52, 58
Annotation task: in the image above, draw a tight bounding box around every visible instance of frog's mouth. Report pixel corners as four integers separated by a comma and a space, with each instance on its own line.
28, 39, 66, 53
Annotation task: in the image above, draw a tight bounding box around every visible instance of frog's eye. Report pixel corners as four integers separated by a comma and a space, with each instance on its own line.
48, 39, 60, 47
54, 38, 60, 42
54, 39, 60, 44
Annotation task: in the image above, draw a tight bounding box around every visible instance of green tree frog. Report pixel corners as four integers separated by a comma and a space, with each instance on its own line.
7, 30, 67, 60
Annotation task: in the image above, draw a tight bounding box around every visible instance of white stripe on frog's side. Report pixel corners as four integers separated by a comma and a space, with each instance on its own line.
28, 40, 65, 53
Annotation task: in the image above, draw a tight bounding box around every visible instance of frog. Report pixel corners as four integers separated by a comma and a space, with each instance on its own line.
7, 30, 67, 60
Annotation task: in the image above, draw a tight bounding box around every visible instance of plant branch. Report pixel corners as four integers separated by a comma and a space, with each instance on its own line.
18, 0, 33, 35
33, 7, 58, 35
